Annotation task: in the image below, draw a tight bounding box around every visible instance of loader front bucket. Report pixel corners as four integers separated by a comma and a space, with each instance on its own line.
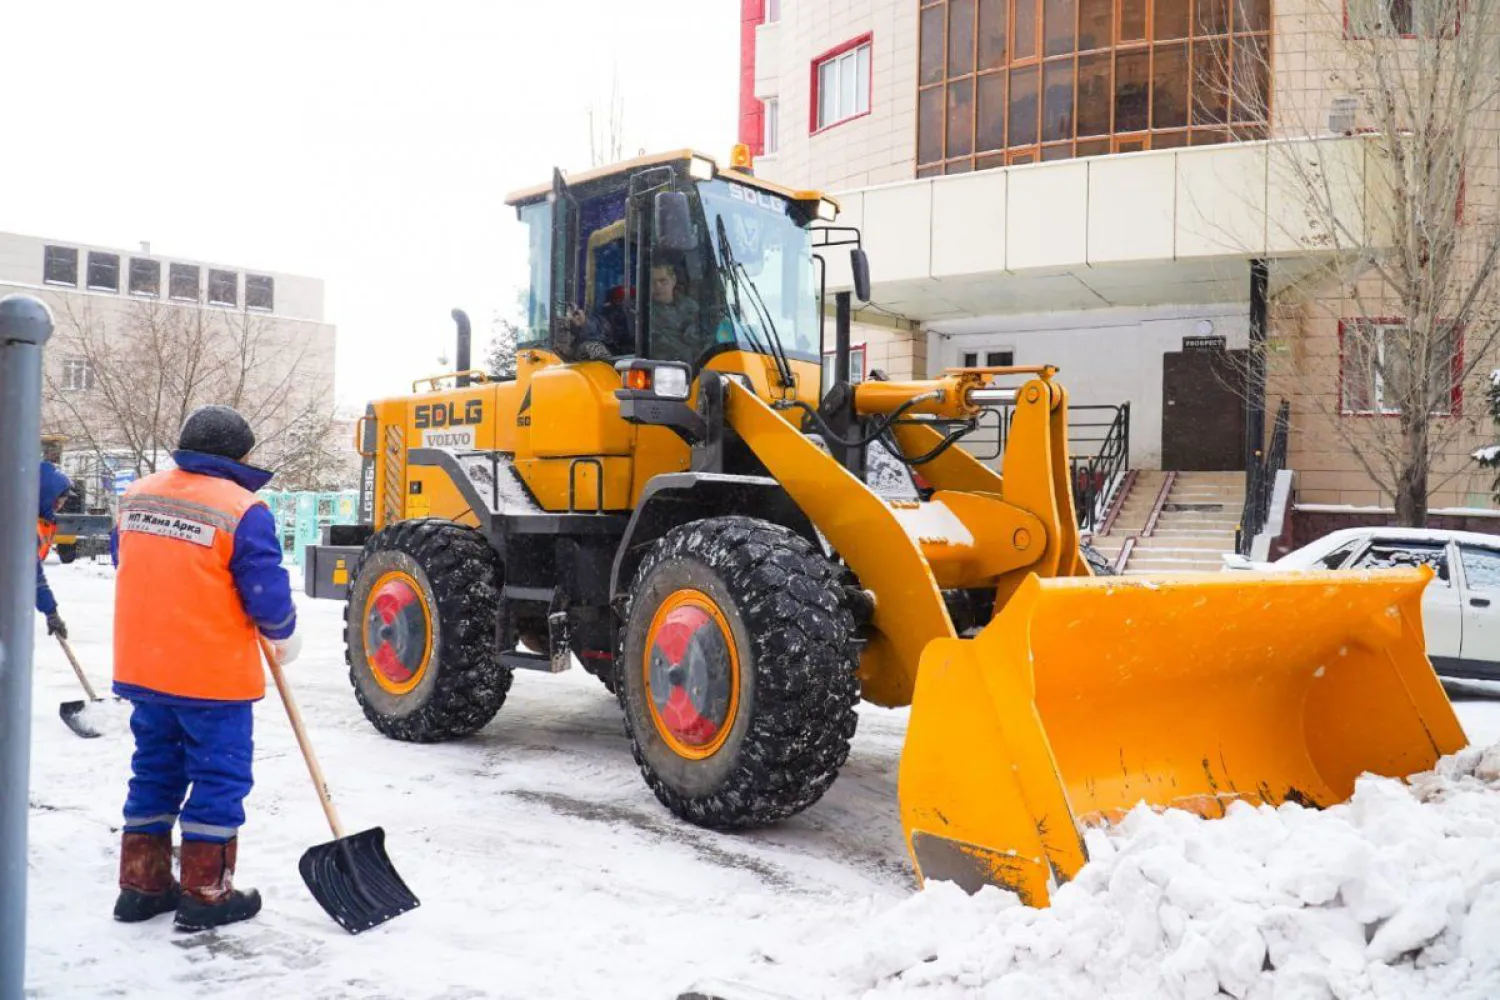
898, 567, 1468, 906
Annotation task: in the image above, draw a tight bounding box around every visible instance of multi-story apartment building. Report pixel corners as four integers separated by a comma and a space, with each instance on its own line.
737, 0, 1499, 521
0, 230, 338, 506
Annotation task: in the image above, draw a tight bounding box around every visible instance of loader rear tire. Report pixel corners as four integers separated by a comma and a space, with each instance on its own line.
344, 519, 511, 742
619, 516, 860, 829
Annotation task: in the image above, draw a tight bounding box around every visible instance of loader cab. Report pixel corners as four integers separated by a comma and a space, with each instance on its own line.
507, 151, 835, 383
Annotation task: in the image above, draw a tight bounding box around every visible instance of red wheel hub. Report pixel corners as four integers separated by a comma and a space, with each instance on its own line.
646, 601, 735, 751
364, 575, 431, 690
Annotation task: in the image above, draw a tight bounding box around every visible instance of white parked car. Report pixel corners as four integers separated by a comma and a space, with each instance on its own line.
1223, 526, 1500, 682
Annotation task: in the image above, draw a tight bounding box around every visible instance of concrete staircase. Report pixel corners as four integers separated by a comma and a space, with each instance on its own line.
1088, 471, 1245, 574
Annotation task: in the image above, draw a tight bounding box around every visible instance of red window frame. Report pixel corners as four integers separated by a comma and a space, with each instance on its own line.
822, 341, 869, 386
1337, 316, 1464, 418
810, 33, 874, 135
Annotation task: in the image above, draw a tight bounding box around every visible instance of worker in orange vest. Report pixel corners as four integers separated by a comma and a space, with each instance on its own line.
36, 461, 71, 638
112, 405, 301, 931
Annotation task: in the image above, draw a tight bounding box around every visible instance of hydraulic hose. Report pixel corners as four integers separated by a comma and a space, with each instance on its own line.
780, 389, 942, 451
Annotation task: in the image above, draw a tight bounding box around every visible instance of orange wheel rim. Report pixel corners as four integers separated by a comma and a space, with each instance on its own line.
643, 589, 740, 760
362, 570, 434, 695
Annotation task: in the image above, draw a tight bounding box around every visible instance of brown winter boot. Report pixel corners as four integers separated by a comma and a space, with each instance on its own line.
174, 838, 262, 931
113, 831, 181, 922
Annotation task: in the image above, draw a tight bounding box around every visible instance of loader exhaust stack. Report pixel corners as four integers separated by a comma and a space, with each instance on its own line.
451, 308, 472, 388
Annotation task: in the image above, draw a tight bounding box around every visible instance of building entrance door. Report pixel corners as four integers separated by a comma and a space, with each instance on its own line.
1161, 346, 1247, 471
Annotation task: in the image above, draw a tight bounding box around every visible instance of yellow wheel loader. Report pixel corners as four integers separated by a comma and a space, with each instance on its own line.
305, 148, 1468, 905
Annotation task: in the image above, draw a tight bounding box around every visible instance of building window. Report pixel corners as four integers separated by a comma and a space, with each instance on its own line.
916, 0, 1272, 175
1341, 319, 1460, 416
169, 263, 200, 302
960, 349, 1015, 367
766, 0, 781, 23
821, 344, 868, 391
129, 259, 161, 297
43, 246, 78, 287
208, 269, 238, 307
61, 358, 95, 392
1347, 0, 1452, 36
764, 98, 780, 154
246, 274, 275, 312
86, 252, 120, 292
813, 36, 872, 132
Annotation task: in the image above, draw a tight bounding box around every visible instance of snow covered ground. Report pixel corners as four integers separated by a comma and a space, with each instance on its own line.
20, 559, 1500, 999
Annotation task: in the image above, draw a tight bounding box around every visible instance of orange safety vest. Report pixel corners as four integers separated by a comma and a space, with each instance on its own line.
37, 518, 56, 560
113, 469, 267, 702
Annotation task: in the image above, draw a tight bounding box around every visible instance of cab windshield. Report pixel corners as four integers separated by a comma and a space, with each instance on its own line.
693, 178, 819, 364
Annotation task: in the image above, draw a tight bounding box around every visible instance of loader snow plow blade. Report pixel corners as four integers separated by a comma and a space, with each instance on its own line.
899, 567, 1467, 907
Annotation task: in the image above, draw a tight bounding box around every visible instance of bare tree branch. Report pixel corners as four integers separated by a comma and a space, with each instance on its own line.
1201, 0, 1500, 524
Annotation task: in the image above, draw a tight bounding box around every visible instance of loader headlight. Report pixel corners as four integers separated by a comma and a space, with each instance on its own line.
816, 198, 838, 222
689, 156, 716, 181
653, 366, 690, 399
619, 360, 692, 399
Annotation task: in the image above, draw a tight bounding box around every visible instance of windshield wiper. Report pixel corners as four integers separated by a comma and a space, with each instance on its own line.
714, 215, 796, 390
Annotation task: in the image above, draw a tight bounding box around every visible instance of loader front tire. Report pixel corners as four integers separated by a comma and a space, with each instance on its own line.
619, 516, 860, 829
344, 519, 511, 742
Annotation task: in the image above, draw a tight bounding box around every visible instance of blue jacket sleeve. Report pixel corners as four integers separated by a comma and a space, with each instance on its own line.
228, 505, 296, 639
36, 556, 57, 615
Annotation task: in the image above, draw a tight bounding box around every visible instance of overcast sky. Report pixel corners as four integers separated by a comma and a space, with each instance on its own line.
0, 1, 739, 408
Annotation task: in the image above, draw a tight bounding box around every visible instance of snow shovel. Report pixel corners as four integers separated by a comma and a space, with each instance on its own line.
56, 635, 114, 739
258, 638, 419, 933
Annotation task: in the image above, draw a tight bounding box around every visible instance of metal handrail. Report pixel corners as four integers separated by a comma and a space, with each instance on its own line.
1237, 399, 1291, 555
1070, 403, 1131, 532
1097, 468, 1138, 537
931, 398, 1131, 531
1141, 470, 1177, 537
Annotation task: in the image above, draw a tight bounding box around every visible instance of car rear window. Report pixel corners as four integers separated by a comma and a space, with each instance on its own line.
1349, 541, 1451, 586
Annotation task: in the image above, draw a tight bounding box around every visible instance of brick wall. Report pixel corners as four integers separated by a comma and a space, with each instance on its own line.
1292, 507, 1500, 548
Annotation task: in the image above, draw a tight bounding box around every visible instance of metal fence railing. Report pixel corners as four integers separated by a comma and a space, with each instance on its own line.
1237, 399, 1291, 556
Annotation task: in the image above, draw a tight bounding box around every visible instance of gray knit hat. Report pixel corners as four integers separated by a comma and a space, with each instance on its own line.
178, 405, 255, 460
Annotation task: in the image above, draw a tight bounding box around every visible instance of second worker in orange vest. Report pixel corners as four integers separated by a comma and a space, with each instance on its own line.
111, 405, 302, 931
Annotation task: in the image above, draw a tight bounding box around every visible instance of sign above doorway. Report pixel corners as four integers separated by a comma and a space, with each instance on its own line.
1183, 335, 1227, 352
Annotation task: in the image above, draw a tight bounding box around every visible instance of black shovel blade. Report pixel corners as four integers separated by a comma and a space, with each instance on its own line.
298, 826, 418, 934
59, 700, 102, 739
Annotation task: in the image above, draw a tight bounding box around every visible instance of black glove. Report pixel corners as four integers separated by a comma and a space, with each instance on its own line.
46, 611, 67, 640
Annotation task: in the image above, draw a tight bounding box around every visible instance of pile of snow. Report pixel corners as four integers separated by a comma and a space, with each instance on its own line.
711, 745, 1500, 1000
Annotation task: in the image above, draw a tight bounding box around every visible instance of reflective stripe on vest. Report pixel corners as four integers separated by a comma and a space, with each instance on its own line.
37, 519, 56, 561
113, 469, 267, 702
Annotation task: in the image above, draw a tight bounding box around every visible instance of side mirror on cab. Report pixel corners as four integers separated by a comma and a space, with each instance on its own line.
654, 191, 698, 252
850, 248, 871, 303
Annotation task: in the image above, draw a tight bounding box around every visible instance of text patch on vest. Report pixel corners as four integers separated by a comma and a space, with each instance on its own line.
121, 508, 218, 548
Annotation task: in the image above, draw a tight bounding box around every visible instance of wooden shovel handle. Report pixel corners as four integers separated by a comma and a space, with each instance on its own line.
259, 637, 346, 840
55, 635, 101, 702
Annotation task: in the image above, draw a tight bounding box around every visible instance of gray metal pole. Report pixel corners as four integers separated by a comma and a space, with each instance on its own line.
0, 294, 54, 999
